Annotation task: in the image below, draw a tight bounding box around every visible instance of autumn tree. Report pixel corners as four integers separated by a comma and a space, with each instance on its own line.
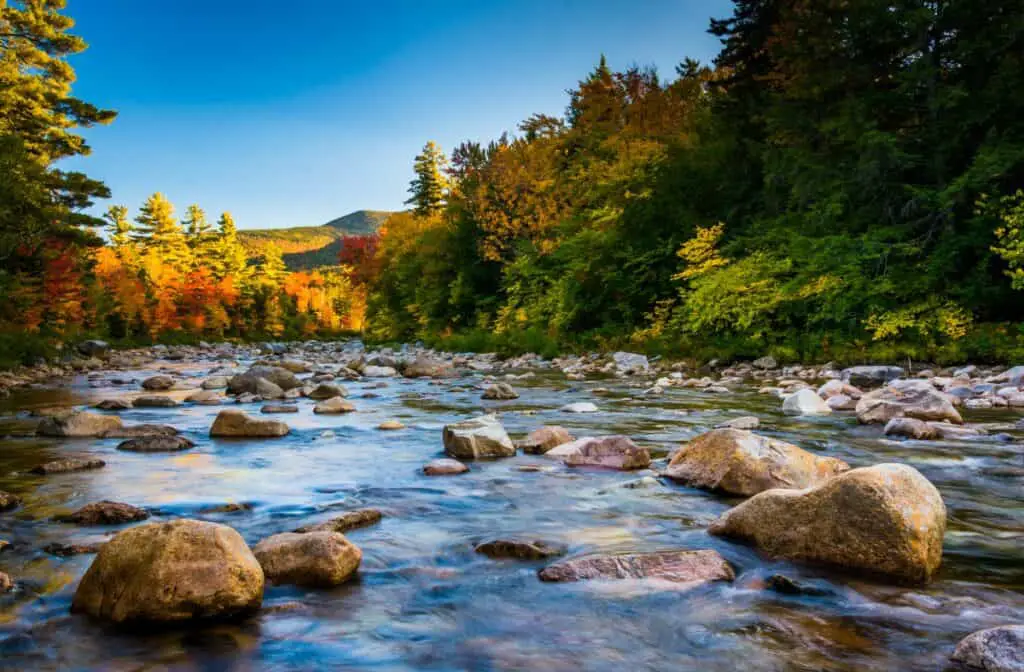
213, 211, 248, 281
134, 193, 190, 268
405, 141, 449, 217
182, 204, 217, 265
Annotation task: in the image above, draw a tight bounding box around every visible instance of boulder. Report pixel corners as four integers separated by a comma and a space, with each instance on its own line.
117, 435, 195, 453
77, 340, 109, 358
210, 410, 290, 438
883, 417, 939, 440
362, 365, 397, 377
716, 416, 760, 430
30, 458, 105, 475
515, 426, 574, 455
994, 365, 1024, 387
38, 411, 123, 437
841, 365, 904, 388
313, 397, 355, 414
0, 490, 21, 512
782, 389, 832, 416
261, 403, 298, 414
950, 625, 1024, 672
378, 420, 405, 430
708, 463, 946, 583
826, 394, 857, 411
482, 383, 519, 400
664, 429, 849, 496
752, 356, 777, 370
818, 379, 863, 399
538, 549, 734, 585
253, 531, 361, 587
294, 508, 382, 534
71, 519, 264, 624
100, 423, 179, 438
228, 366, 300, 395
442, 415, 515, 459
57, 500, 149, 525
856, 386, 962, 425
185, 390, 222, 405
95, 399, 132, 411
255, 378, 284, 400
403, 357, 454, 378
132, 395, 181, 408
475, 539, 566, 560
141, 375, 174, 391
545, 435, 650, 470
560, 402, 598, 413
308, 383, 347, 400
201, 376, 229, 390
611, 351, 649, 373
423, 458, 469, 475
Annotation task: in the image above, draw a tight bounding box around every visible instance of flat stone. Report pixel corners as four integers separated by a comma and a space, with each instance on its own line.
210, 410, 290, 438
261, 404, 298, 414
560, 402, 598, 413
538, 549, 734, 585
117, 435, 195, 452
423, 458, 469, 475
95, 399, 133, 411
100, 423, 179, 438
313, 397, 355, 414
475, 539, 566, 560
545, 435, 651, 470
294, 508, 383, 534
132, 395, 181, 408
30, 458, 106, 475
378, 420, 405, 430
56, 500, 149, 525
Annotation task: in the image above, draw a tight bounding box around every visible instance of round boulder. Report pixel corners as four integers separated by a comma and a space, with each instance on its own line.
442, 415, 515, 459
253, 531, 361, 587
210, 410, 290, 438
951, 625, 1024, 672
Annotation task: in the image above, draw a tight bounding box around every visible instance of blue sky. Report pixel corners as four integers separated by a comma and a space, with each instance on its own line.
63, 0, 732, 230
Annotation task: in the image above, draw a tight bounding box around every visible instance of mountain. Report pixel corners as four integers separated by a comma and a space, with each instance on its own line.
239, 210, 391, 270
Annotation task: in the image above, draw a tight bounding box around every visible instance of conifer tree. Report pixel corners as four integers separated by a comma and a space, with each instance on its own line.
104, 205, 133, 255
213, 211, 249, 280
182, 204, 217, 264
405, 141, 449, 217
257, 243, 287, 286
133, 193, 190, 268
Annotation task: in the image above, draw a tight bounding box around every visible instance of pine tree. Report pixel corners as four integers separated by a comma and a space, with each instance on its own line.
182, 204, 217, 265
133, 193, 190, 268
405, 141, 449, 217
104, 205, 133, 255
257, 243, 287, 286
213, 212, 249, 281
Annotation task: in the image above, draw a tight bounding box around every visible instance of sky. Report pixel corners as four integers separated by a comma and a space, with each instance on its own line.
63, 0, 733, 230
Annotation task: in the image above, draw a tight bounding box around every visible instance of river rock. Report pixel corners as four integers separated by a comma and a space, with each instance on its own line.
717, 416, 760, 430
0, 490, 21, 512
261, 403, 298, 414
38, 411, 123, 437
475, 539, 566, 560
708, 463, 946, 582
308, 383, 347, 400
841, 365, 904, 388
826, 394, 857, 410
294, 508, 383, 534
141, 375, 175, 391
117, 435, 195, 452
228, 366, 300, 395
363, 365, 397, 377
482, 383, 519, 400
57, 500, 149, 525
423, 458, 469, 475
0, 571, 11, 592
950, 625, 1024, 672
253, 531, 361, 587
560, 402, 598, 413
30, 457, 105, 475
884, 417, 939, 440
515, 426, 574, 454
101, 423, 179, 438
186, 389, 222, 405
201, 376, 229, 390
611, 351, 649, 373
994, 365, 1024, 387
133, 395, 181, 408
95, 399, 132, 411
782, 389, 832, 416
378, 420, 405, 430
255, 378, 285, 399
210, 410, 290, 438
43, 542, 104, 557
752, 355, 777, 370
77, 340, 109, 358
856, 386, 962, 424
538, 549, 734, 584
71, 519, 264, 624
442, 415, 515, 458
664, 429, 849, 496
545, 435, 651, 470
818, 379, 863, 399
313, 397, 355, 414
403, 357, 454, 378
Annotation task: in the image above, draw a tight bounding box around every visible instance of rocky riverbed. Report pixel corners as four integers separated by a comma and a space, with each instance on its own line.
0, 340, 1022, 670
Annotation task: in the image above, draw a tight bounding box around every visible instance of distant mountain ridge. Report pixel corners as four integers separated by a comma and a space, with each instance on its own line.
239, 210, 391, 270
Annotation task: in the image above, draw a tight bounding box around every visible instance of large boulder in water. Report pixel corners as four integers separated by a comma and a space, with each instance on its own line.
402, 357, 454, 378
856, 386, 962, 424
515, 426, 574, 454
782, 388, 832, 416
664, 429, 849, 496
442, 415, 515, 458
841, 365, 904, 388
57, 500, 149, 525
538, 549, 733, 585
38, 411, 122, 438
210, 410, 289, 438
708, 463, 946, 583
227, 366, 300, 394
253, 531, 361, 587
950, 625, 1024, 672
545, 435, 650, 470
71, 519, 263, 624
482, 383, 519, 400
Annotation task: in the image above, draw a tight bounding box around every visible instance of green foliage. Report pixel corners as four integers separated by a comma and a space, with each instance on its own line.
238, 210, 391, 270
991, 190, 1024, 289
405, 141, 449, 217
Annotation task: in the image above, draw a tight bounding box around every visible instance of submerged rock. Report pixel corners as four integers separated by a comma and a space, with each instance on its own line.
515, 426, 574, 454
71, 519, 264, 624
117, 435, 195, 453
664, 429, 849, 496
210, 410, 290, 438
538, 549, 734, 585
545, 435, 651, 470
856, 386, 962, 424
37, 411, 122, 437
951, 625, 1024, 672
423, 458, 469, 475
30, 458, 105, 475
764, 574, 834, 597
43, 542, 104, 557
253, 531, 361, 587
57, 500, 149, 526
294, 508, 383, 534
709, 463, 946, 583
475, 539, 566, 560
442, 414, 515, 459
101, 423, 179, 438
378, 420, 405, 430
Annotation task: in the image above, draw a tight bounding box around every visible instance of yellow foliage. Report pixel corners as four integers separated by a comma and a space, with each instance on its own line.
672, 223, 729, 280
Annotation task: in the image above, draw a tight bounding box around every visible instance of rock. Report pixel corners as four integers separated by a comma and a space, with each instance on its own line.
313, 397, 355, 414
201, 376, 229, 390
611, 351, 649, 372
950, 625, 1024, 672
717, 416, 760, 430
0, 571, 11, 592
884, 417, 939, 440
442, 414, 515, 459
0, 490, 21, 512
30, 458, 105, 475
475, 539, 566, 560
294, 508, 383, 534
753, 356, 777, 370
378, 420, 405, 430
95, 399, 132, 411
44, 542, 104, 556
261, 403, 298, 414
782, 388, 832, 416
665, 429, 849, 496
362, 365, 397, 377
826, 394, 857, 411
198, 502, 253, 514
818, 380, 863, 399
100, 423, 179, 438
856, 386, 963, 425
482, 383, 519, 400
277, 359, 311, 373
545, 435, 650, 470
560, 402, 598, 413
538, 549, 734, 585
708, 463, 946, 583
38, 411, 123, 437
57, 500, 149, 525
132, 395, 181, 408
141, 375, 175, 391
253, 531, 361, 587
255, 378, 285, 400
77, 340, 109, 357
228, 366, 300, 395
403, 357, 454, 378
423, 458, 469, 475
515, 426, 574, 454
210, 410, 290, 438
117, 435, 195, 453
185, 389, 222, 405
764, 574, 833, 597
994, 365, 1024, 387
841, 365, 904, 388
71, 519, 263, 624
308, 383, 347, 400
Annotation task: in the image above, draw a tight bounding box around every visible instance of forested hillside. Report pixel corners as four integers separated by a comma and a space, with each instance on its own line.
239, 210, 391, 269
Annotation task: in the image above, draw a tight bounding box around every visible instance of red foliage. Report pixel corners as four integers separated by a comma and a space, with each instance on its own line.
337, 233, 381, 285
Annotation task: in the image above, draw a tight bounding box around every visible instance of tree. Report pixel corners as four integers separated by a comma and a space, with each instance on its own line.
405, 141, 449, 216
133, 193, 190, 268
212, 211, 248, 280
104, 205, 133, 255
182, 204, 217, 265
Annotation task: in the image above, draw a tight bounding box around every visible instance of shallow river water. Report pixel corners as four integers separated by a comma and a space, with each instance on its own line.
0, 353, 1022, 671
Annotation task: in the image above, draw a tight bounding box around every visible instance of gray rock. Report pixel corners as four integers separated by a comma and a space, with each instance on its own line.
442, 415, 515, 459
841, 365, 904, 388
951, 625, 1024, 672
539, 549, 734, 584
132, 395, 181, 408
117, 436, 195, 452
482, 383, 519, 400
141, 375, 175, 391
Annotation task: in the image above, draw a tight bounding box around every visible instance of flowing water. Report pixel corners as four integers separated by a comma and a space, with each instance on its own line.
0, 355, 1022, 671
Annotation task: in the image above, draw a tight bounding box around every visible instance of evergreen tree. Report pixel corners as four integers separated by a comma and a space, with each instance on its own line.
133, 193, 189, 268
405, 141, 449, 217
182, 204, 217, 264
213, 211, 249, 280
104, 205, 133, 255
257, 243, 287, 286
